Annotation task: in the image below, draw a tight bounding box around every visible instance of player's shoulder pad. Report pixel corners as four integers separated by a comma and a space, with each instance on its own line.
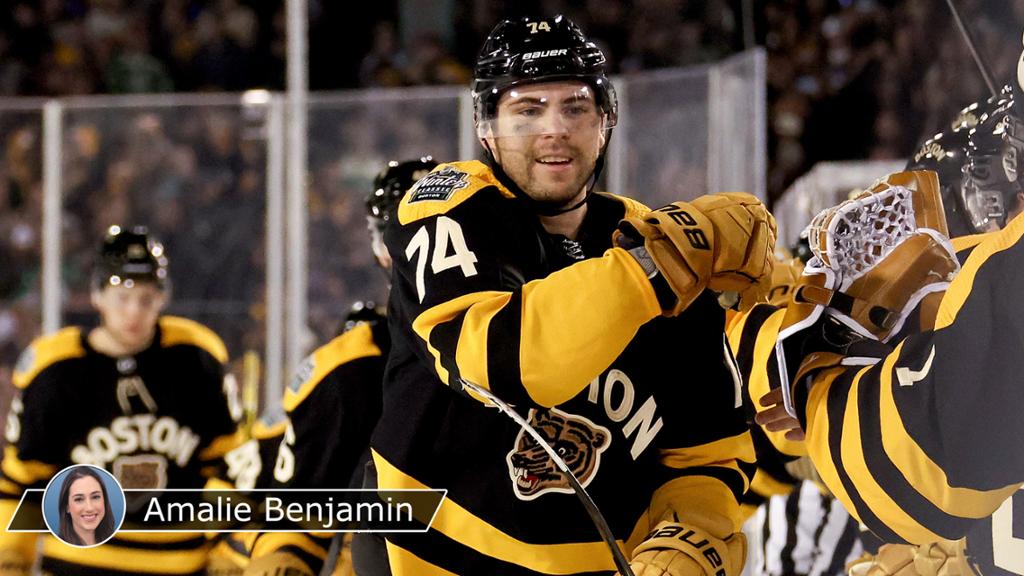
282, 323, 382, 413
12, 327, 86, 389
397, 160, 516, 225
593, 191, 650, 219
159, 315, 229, 364
250, 407, 288, 440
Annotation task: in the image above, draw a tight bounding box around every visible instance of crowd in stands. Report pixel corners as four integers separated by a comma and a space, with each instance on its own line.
0, 0, 1019, 396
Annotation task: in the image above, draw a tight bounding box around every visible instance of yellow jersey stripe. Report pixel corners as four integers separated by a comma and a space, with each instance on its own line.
518, 249, 661, 407
936, 212, 1024, 330
42, 535, 209, 573
373, 450, 622, 574
1, 446, 57, 486
453, 293, 514, 392
878, 342, 1019, 517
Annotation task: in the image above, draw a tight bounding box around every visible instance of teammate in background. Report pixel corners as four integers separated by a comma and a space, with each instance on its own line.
754, 81, 1024, 575
205, 158, 438, 576
0, 226, 241, 576
371, 15, 775, 576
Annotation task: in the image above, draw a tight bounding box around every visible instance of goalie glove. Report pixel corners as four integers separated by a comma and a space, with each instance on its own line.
846, 541, 974, 576
623, 521, 746, 576
773, 170, 959, 419
616, 192, 776, 316
847, 544, 917, 576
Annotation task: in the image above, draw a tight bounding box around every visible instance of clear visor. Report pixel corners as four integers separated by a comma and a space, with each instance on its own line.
476, 84, 614, 139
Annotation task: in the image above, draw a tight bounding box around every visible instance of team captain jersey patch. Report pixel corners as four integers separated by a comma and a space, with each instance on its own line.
408, 166, 470, 203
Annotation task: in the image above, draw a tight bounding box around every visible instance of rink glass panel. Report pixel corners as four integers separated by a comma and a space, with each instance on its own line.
305, 88, 460, 343
0, 105, 44, 415
59, 98, 269, 377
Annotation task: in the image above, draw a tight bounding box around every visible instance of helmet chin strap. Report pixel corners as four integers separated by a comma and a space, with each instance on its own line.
481, 133, 611, 217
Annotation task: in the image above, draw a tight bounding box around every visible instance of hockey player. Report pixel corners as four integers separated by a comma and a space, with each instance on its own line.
0, 226, 241, 576
370, 14, 775, 576
206, 158, 437, 576
754, 90, 1024, 574
734, 89, 1020, 576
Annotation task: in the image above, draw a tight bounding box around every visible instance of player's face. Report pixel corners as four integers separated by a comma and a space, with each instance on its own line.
67, 476, 104, 537
485, 81, 607, 208
366, 216, 392, 270
92, 282, 166, 351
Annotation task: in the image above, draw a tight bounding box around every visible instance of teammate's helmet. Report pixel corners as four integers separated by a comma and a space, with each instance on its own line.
907, 86, 1012, 237
366, 156, 438, 227
91, 225, 169, 290
340, 300, 386, 334
472, 15, 618, 133
963, 95, 1023, 232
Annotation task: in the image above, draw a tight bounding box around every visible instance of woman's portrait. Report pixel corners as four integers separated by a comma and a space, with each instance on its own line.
44, 465, 123, 547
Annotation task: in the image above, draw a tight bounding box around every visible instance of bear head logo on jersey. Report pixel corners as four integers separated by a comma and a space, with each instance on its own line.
506, 408, 611, 501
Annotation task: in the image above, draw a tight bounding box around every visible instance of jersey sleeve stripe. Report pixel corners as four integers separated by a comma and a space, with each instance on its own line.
412, 291, 511, 388
936, 212, 1024, 330
856, 350, 979, 539
876, 342, 1018, 518
658, 432, 756, 470
0, 446, 56, 486
250, 532, 330, 563
823, 366, 942, 543
41, 535, 209, 573
199, 428, 247, 462
372, 450, 624, 573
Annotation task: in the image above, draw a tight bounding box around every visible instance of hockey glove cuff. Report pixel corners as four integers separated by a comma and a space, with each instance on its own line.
625, 521, 746, 576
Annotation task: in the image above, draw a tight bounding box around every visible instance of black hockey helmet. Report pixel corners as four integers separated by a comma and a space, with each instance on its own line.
963, 93, 1023, 232
906, 86, 1013, 236
472, 15, 617, 215
472, 15, 617, 133
366, 156, 439, 227
340, 300, 386, 334
92, 225, 169, 290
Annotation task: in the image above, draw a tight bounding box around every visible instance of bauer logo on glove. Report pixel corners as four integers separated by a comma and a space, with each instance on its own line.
616, 192, 777, 316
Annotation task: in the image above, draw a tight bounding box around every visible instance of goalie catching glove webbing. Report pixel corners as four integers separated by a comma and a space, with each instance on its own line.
616, 192, 777, 316
621, 521, 746, 576
773, 170, 960, 420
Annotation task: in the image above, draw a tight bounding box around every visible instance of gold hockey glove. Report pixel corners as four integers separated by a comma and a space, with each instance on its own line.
617, 192, 776, 316
242, 552, 316, 576
914, 540, 974, 576
846, 541, 974, 576
623, 521, 747, 576
847, 544, 917, 576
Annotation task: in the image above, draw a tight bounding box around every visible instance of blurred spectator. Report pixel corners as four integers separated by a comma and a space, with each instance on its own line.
0, 0, 1019, 415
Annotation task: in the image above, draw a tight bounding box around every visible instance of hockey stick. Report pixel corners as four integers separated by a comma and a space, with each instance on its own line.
943, 0, 997, 97
458, 378, 636, 576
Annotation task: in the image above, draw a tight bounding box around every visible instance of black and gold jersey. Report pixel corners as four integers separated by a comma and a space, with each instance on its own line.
794, 215, 1024, 568
373, 160, 755, 575
0, 316, 241, 576
235, 318, 389, 573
